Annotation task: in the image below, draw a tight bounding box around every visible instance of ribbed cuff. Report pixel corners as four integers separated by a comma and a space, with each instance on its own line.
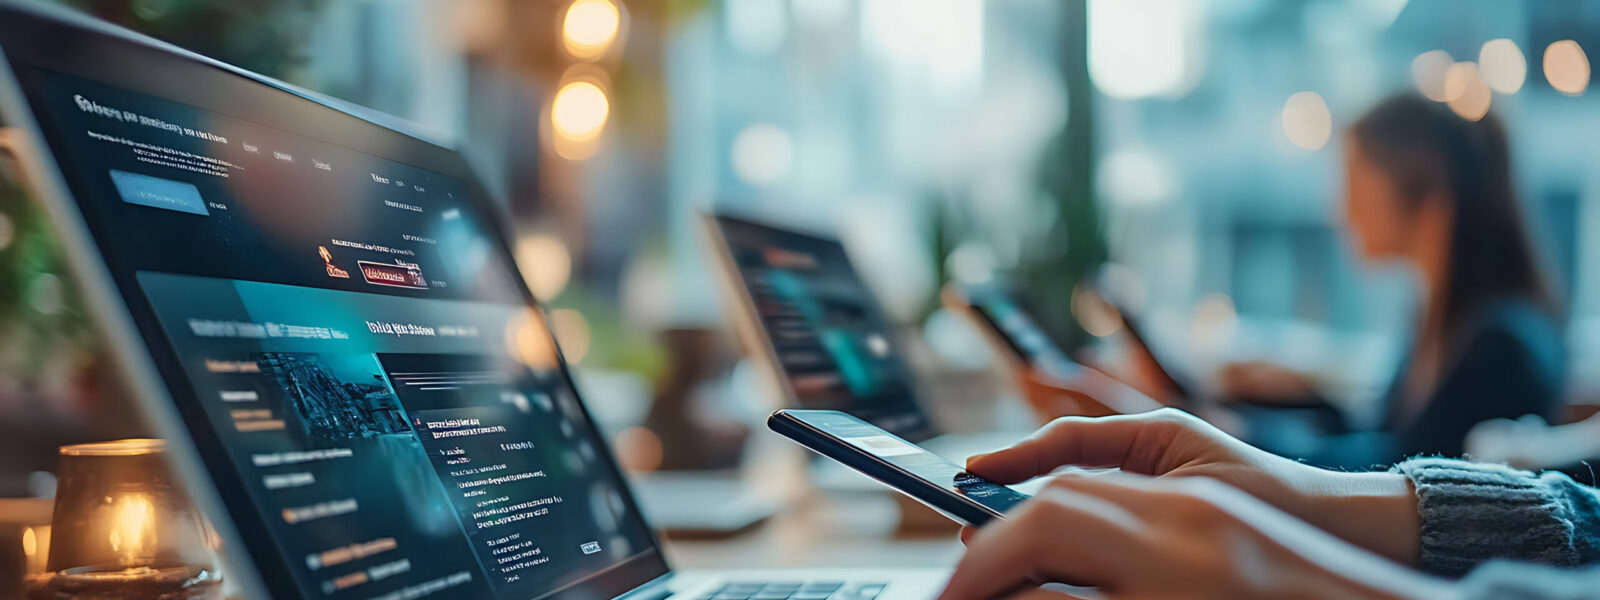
1392, 458, 1578, 577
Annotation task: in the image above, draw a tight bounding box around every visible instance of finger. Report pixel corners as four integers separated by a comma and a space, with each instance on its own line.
966, 410, 1191, 483
958, 526, 978, 545
1001, 586, 1091, 600
1042, 471, 1172, 513
937, 485, 1140, 600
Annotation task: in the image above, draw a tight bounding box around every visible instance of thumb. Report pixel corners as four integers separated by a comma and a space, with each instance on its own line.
966, 409, 1193, 483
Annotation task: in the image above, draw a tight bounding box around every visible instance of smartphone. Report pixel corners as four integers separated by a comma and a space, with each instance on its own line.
767, 409, 1030, 525
1096, 295, 1194, 401
942, 283, 1084, 380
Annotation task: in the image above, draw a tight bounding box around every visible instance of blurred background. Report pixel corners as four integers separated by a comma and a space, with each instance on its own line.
3, 0, 1600, 489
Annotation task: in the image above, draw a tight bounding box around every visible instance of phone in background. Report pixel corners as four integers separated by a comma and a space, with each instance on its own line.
1096, 294, 1195, 401
767, 409, 1029, 526
942, 283, 1084, 380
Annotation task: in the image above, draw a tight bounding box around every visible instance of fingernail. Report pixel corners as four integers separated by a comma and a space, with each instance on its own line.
964, 452, 991, 468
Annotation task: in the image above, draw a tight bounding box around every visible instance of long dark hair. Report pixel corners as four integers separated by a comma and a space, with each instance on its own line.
1348, 95, 1559, 338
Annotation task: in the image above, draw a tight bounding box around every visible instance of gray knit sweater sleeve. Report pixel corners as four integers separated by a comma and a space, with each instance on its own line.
1392, 457, 1600, 577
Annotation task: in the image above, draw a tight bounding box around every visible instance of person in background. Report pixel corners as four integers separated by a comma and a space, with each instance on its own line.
1019, 94, 1567, 470
939, 409, 1600, 600
1466, 410, 1600, 471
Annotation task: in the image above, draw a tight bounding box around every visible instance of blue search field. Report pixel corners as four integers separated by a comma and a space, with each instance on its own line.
109, 169, 209, 216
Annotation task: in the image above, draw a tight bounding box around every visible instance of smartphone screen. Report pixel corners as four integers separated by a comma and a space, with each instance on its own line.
769, 409, 1030, 524
951, 284, 1083, 380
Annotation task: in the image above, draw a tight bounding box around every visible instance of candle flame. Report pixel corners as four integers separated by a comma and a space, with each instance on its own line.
107, 494, 156, 564
21, 527, 36, 557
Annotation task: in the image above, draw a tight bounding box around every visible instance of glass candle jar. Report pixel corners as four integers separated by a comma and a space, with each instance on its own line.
28, 439, 222, 600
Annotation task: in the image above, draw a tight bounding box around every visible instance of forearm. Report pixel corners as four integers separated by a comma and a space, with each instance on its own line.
1277, 465, 1421, 566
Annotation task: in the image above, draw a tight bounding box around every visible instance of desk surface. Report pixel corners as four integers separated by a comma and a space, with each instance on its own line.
661, 492, 964, 571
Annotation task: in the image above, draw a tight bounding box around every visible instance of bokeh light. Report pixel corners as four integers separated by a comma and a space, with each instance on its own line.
515, 234, 573, 301
1098, 149, 1177, 208
550, 308, 592, 364
1281, 91, 1332, 151
613, 426, 663, 472
0, 211, 12, 251
1544, 40, 1590, 96
28, 273, 64, 315
1411, 50, 1454, 102
562, 0, 620, 61
945, 241, 997, 284
1478, 38, 1526, 94
730, 123, 794, 186
550, 80, 610, 157
1188, 293, 1239, 352
506, 309, 558, 368
1088, 0, 1200, 99
1071, 284, 1122, 338
1444, 62, 1491, 121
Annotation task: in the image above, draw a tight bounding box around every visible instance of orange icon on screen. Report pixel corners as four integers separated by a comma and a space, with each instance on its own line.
319, 245, 351, 279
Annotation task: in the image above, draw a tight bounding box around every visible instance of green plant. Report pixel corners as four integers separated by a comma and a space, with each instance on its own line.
0, 177, 93, 378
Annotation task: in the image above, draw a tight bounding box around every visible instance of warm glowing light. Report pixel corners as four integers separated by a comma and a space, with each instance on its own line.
562, 0, 620, 60
730, 124, 794, 186
1479, 39, 1526, 94
1281, 91, 1332, 151
60, 438, 165, 456
1071, 285, 1122, 338
613, 426, 663, 472
22, 527, 37, 557
551, 81, 610, 144
506, 309, 559, 369
1412, 50, 1454, 102
1444, 62, 1491, 121
1544, 40, 1590, 96
515, 234, 572, 300
107, 494, 156, 564
549, 309, 592, 364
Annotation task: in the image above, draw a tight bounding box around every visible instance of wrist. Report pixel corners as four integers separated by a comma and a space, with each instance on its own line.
1281, 555, 1458, 600
1278, 464, 1420, 565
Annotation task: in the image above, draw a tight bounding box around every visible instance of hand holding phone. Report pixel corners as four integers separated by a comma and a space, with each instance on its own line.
767, 409, 1029, 526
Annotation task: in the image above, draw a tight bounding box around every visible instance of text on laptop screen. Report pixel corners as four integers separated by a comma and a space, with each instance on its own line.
20, 68, 655, 600
715, 217, 930, 439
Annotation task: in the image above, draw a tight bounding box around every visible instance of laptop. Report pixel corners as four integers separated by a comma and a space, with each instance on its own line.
0, 4, 943, 599
700, 214, 1026, 465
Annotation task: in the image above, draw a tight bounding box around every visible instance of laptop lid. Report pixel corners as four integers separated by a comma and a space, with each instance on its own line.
0, 5, 669, 599
702, 214, 935, 442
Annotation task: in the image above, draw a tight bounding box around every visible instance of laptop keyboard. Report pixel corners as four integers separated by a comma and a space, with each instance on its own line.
699, 581, 889, 600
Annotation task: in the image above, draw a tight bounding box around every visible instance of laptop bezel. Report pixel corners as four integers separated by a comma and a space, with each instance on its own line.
0, 4, 672, 598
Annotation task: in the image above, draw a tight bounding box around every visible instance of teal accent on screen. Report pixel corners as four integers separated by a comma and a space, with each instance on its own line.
109, 169, 209, 215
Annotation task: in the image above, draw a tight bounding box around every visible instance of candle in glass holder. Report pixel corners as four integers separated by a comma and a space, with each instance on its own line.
27, 439, 222, 600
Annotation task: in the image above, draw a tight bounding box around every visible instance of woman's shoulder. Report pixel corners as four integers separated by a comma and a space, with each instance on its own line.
1456, 295, 1565, 372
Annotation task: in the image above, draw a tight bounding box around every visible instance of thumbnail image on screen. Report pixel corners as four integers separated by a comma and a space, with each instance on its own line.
21, 68, 655, 600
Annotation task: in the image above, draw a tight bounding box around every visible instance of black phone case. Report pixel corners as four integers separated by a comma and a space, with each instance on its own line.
766, 411, 1005, 526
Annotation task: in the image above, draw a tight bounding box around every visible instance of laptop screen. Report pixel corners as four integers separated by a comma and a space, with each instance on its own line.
0, 8, 662, 600
711, 216, 933, 441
